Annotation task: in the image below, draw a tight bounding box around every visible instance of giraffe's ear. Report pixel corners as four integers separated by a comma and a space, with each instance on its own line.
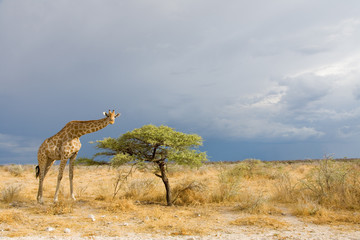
115, 113, 121, 118
103, 112, 109, 117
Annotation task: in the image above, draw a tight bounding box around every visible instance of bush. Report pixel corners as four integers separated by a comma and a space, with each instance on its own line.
273, 173, 299, 203
1, 184, 22, 203
300, 157, 360, 209
75, 157, 109, 166
226, 159, 266, 179
211, 167, 241, 202
6, 165, 24, 176
124, 178, 159, 202
172, 180, 207, 205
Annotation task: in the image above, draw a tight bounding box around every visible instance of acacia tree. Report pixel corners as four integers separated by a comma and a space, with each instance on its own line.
93, 124, 207, 206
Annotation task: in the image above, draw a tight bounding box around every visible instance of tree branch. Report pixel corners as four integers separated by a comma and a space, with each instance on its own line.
152, 146, 158, 160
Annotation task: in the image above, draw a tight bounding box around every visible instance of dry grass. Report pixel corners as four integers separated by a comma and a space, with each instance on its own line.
0, 159, 359, 238
0, 209, 29, 224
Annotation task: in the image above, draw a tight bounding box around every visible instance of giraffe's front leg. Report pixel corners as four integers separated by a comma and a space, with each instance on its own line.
54, 159, 67, 203
69, 152, 78, 201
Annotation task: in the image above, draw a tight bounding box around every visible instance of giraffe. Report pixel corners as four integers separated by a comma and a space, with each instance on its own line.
35, 110, 120, 204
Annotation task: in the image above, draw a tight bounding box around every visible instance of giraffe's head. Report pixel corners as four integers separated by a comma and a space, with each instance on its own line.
103, 110, 121, 124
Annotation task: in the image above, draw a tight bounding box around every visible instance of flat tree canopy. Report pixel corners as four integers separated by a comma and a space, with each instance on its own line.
93, 124, 208, 205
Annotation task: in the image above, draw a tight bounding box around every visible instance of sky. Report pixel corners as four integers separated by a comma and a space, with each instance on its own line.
1, 0, 360, 164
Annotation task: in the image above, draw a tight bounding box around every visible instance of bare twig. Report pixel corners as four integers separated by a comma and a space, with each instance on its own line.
112, 163, 136, 200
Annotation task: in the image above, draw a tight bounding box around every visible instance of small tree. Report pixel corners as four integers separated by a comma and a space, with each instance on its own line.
93, 124, 207, 206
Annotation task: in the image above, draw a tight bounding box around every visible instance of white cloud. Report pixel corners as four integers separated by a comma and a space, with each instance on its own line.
207, 90, 325, 140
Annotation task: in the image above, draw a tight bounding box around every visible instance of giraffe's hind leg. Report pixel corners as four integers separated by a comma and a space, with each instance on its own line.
37, 156, 55, 204
54, 159, 67, 203
44, 159, 55, 178
69, 152, 78, 201
36, 154, 47, 204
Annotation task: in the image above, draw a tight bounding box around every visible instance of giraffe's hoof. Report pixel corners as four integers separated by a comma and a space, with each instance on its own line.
37, 197, 44, 204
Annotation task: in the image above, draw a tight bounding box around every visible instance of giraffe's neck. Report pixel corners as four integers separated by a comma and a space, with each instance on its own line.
67, 117, 110, 138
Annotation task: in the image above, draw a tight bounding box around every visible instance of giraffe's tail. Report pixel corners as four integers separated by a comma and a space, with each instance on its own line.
35, 165, 40, 179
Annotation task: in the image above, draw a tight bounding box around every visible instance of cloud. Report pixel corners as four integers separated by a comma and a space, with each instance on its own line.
169, 54, 360, 141
0, 133, 40, 163
202, 89, 325, 140
0, 134, 39, 154
274, 57, 360, 139
338, 125, 360, 138
2, 1, 360, 162
279, 74, 333, 110
354, 86, 360, 101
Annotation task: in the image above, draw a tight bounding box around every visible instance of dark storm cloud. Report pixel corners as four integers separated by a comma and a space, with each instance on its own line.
2, 0, 360, 162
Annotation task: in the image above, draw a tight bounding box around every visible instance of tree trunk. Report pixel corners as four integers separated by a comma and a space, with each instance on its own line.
158, 161, 172, 206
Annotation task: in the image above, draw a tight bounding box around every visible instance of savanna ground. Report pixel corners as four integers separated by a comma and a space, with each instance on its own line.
0, 158, 360, 239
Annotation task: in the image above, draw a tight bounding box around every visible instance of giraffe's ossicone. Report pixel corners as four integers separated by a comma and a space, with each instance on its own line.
36, 110, 120, 204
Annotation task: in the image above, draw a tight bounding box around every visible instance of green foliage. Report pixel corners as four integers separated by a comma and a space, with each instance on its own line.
93, 124, 207, 167
93, 125, 207, 206
110, 153, 136, 167
75, 157, 108, 166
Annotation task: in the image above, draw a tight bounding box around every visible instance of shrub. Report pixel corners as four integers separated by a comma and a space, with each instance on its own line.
291, 199, 324, 217
211, 168, 242, 202
172, 180, 207, 205
235, 191, 266, 213
300, 157, 360, 209
225, 159, 267, 179
75, 157, 108, 166
273, 173, 299, 203
6, 165, 24, 176
75, 184, 88, 199
124, 178, 160, 202
1, 184, 22, 203
106, 198, 136, 212
235, 190, 282, 215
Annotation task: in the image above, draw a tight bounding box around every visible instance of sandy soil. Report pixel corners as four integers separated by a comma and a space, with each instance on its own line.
1, 207, 359, 240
